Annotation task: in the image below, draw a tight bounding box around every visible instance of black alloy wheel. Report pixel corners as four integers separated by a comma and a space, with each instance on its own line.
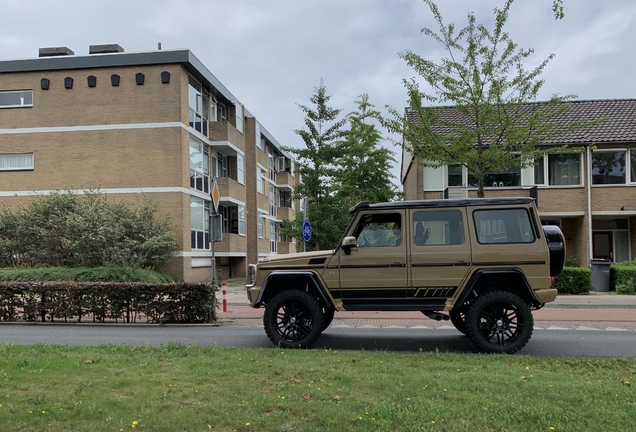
263, 290, 325, 348
465, 290, 533, 354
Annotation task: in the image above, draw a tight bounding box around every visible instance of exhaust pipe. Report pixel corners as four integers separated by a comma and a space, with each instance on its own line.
422, 311, 450, 321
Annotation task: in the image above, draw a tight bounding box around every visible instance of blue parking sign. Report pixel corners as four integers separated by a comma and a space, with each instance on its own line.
302, 220, 312, 242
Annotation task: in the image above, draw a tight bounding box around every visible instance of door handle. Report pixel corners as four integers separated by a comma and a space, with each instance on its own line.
391, 262, 405, 267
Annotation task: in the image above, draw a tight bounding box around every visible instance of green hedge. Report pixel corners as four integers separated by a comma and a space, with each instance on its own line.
0, 266, 178, 283
0, 281, 216, 323
610, 262, 636, 294
554, 267, 592, 294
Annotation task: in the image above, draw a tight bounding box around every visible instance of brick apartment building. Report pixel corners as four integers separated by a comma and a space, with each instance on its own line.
401, 99, 636, 266
0, 45, 300, 281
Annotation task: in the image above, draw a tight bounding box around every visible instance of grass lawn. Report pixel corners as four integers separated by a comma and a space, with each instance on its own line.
0, 344, 634, 431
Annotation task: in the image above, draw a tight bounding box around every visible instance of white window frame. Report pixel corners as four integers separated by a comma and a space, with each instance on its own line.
234, 102, 244, 134
257, 167, 265, 194
258, 212, 265, 238
534, 153, 583, 187
0, 90, 33, 108
238, 205, 246, 235
0, 153, 34, 171
237, 153, 245, 185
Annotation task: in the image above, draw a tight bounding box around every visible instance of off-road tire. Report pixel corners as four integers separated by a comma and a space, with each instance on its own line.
449, 310, 467, 335
263, 290, 325, 348
465, 290, 533, 354
323, 308, 335, 330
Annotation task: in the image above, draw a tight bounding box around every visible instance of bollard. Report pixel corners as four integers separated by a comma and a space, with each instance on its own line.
222, 281, 227, 312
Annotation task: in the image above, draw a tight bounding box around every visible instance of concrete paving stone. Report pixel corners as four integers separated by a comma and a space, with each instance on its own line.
575, 326, 603, 331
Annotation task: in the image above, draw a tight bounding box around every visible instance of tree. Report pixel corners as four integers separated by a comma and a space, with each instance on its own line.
282, 80, 347, 251
0, 190, 176, 268
384, 0, 596, 197
334, 94, 399, 205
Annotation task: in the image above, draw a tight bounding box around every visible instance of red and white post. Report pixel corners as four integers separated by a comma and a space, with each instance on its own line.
222, 281, 227, 312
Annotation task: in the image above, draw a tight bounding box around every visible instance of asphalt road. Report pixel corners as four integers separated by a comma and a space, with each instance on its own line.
1, 325, 635, 357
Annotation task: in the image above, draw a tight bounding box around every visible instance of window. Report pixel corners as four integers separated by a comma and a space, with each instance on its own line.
238, 205, 246, 235
631, 149, 636, 183
269, 185, 277, 218
448, 165, 463, 186
210, 96, 226, 122
257, 168, 265, 194
258, 212, 265, 238
237, 154, 245, 185
219, 205, 229, 233
424, 164, 444, 190
473, 209, 535, 244
189, 137, 209, 193
352, 213, 402, 247
260, 136, 267, 153
268, 154, 276, 182
270, 221, 278, 253
0, 154, 34, 171
468, 166, 521, 188
592, 151, 626, 185
214, 152, 228, 178
413, 210, 463, 246
534, 154, 582, 186
188, 76, 207, 135
0, 90, 33, 108
190, 197, 210, 250
235, 102, 244, 133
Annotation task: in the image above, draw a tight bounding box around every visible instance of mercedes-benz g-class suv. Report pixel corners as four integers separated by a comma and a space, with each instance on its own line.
246, 198, 565, 354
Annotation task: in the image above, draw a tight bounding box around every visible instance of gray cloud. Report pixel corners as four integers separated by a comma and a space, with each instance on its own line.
2, 0, 635, 185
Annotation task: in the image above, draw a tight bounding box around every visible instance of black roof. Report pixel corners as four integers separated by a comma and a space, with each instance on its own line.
349, 198, 535, 214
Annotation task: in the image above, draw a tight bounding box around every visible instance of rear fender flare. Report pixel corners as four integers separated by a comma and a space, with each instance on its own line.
453, 268, 540, 309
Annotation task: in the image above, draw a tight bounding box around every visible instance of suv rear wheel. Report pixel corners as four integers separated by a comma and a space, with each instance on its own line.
465, 290, 533, 354
264, 290, 325, 348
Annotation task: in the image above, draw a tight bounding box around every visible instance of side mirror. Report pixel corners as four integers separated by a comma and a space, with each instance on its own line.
341, 236, 357, 255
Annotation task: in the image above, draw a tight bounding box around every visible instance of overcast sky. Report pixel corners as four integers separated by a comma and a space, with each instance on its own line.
2, 0, 635, 185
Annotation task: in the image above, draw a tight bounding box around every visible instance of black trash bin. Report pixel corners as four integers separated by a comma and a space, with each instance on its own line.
590, 259, 612, 292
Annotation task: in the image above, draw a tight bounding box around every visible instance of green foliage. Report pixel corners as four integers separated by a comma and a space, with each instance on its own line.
0, 281, 216, 323
610, 261, 636, 294
282, 84, 399, 251
0, 190, 176, 269
564, 254, 581, 267
0, 266, 178, 283
383, 0, 601, 197
554, 267, 592, 294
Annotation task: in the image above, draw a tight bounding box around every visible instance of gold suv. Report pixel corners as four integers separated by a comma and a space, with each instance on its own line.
246, 198, 565, 354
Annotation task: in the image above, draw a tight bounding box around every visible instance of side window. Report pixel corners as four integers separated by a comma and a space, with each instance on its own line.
473, 209, 535, 244
413, 210, 463, 246
352, 213, 402, 247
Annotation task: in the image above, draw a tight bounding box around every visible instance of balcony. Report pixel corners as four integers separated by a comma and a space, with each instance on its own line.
214, 233, 247, 254
216, 176, 246, 202
275, 171, 295, 191
276, 206, 294, 221
208, 121, 245, 152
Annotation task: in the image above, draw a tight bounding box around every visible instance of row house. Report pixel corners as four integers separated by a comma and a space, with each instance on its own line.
401, 99, 636, 266
0, 45, 300, 281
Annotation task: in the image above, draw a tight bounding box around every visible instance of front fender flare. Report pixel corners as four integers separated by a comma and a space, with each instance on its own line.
255, 271, 335, 309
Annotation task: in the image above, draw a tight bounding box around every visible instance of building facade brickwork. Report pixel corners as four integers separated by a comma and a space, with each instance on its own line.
0, 47, 300, 282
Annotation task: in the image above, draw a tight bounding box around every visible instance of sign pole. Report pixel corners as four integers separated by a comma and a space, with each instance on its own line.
210, 177, 221, 283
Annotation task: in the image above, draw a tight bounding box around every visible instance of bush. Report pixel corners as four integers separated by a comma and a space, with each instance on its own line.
554, 267, 592, 294
609, 261, 636, 292
0, 281, 216, 323
0, 266, 178, 283
0, 190, 176, 269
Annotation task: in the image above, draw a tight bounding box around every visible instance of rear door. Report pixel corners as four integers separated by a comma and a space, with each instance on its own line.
408, 208, 472, 306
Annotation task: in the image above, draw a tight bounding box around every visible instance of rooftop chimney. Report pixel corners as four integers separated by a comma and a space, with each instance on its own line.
89, 44, 124, 54
38, 47, 75, 57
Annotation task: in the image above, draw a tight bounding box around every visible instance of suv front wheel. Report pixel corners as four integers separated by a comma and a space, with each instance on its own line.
264, 290, 325, 348
465, 290, 533, 354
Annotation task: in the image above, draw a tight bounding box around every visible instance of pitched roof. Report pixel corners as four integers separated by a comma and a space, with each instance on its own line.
404, 99, 636, 145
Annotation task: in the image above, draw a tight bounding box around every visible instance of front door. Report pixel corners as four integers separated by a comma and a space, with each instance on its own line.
593, 231, 613, 261
338, 210, 408, 307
